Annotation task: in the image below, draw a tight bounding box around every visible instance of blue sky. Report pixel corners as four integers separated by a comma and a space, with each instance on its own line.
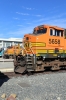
0, 0, 66, 38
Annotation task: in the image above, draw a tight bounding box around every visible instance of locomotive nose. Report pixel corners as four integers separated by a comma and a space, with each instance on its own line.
23, 35, 30, 42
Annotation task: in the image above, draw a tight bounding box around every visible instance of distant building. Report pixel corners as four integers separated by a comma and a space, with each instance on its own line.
0, 38, 23, 49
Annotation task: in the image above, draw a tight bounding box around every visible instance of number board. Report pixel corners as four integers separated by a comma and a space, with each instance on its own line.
49, 39, 60, 44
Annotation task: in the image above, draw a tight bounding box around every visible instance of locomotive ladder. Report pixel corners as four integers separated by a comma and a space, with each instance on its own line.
23, 45, 36, 72
26, 54, 36, 72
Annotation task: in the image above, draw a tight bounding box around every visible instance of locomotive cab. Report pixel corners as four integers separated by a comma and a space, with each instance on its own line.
48, 26, 64, 49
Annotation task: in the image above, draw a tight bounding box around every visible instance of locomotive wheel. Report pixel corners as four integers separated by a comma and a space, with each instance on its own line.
35, 60, 45, 71
51, 64, 60, 71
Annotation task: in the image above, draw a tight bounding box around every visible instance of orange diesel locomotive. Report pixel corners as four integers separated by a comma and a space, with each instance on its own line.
4, 44, 23, 59
14, 24, 66, 74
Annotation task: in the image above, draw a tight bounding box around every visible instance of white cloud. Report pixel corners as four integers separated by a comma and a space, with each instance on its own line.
26, 7, 36, 10
16, 12, 29, 15
26, 8, 32, 10
22, 6, 35, 10
16, 12, 42, 17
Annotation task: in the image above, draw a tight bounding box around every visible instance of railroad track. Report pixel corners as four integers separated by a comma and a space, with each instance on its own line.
0, 68, 66, 79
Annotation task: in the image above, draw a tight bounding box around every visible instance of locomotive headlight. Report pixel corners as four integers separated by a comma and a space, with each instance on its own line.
26, 37, 29, 40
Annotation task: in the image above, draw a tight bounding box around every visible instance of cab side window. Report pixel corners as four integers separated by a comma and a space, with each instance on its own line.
57, 30, 63, 37
56, 30, 60, 36
50, 29, 63, 37
50, 29, 56, 36
61, 31, 63, 37
50, 29, 53, 35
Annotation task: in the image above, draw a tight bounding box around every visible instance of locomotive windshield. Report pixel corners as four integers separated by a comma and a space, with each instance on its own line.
33, 28, 47, 35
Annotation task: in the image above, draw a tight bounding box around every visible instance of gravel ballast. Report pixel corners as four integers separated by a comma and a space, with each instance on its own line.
0, 72, 66, 100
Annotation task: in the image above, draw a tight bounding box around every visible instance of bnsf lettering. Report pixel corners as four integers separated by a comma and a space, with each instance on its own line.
49, 39, 60, 44
24, 43, 30, 47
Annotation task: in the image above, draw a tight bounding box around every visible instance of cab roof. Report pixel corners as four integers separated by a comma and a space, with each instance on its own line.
35, 24, 64, 30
